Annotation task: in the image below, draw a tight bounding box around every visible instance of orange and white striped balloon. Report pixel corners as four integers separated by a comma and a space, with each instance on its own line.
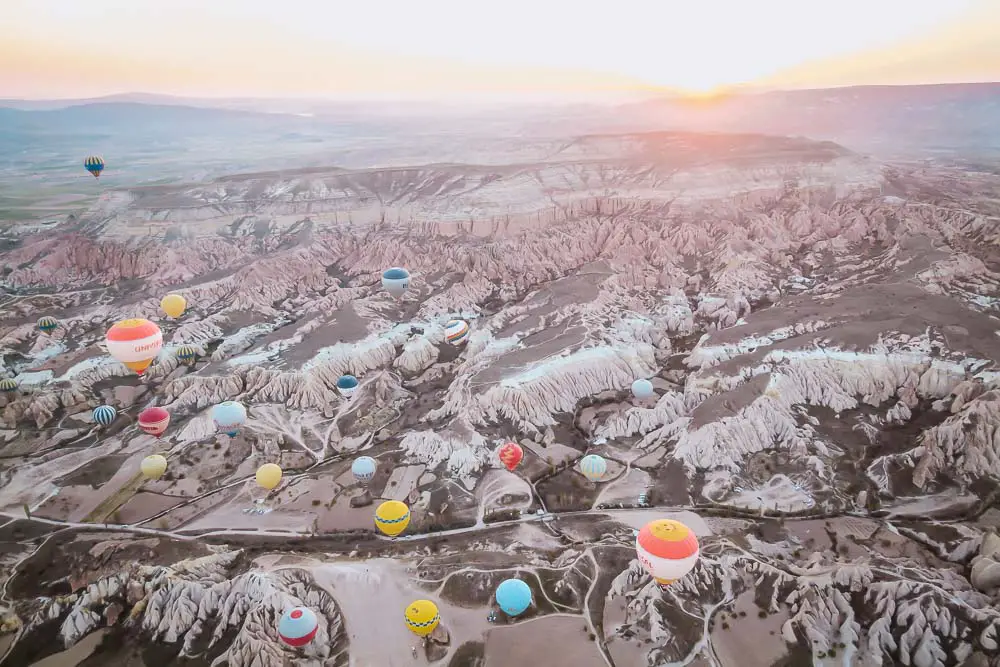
105, 319, 163, 376
635, 519, 700, 589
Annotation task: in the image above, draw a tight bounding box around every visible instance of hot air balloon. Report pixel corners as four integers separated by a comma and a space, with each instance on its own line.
336, 374, 358, 398
105, 319, 163, 376
635, 519, 700, 590
381, 267, 410, 298
160, 294, 187, 318
37, 316, 58, 334
498, 442, 523, 472
0, 378, 17, 393
256, 463, 282, 490
404, 600, 440, 638
352, 456, 377, 484
138, 406, 170, 437
579, 454, 607, 482
140, 454, 168, 480
176, 345, 198, 363
278, 607, 319, 647
93, 405, 117, 427
84, 156, 104, 179
631, 378, 654, 400
375, 500, 410, 537
212, 401, 247, 437
495, 578, 532, 617
445, 319, 470, 346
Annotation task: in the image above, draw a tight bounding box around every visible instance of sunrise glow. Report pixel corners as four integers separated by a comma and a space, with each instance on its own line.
1, 0, 998, 99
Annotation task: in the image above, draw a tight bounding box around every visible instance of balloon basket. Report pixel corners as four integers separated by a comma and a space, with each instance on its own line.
656, 579, 675, 592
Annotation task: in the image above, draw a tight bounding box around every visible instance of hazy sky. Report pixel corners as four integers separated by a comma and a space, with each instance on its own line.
2, 0, 999, 99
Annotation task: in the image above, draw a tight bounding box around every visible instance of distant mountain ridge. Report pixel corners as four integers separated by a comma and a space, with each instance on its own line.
2, 81, 997, 112
614, 81, 1000, 158
2, 83, 997, 160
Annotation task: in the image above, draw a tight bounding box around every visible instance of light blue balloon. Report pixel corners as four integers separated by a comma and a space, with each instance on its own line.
212, 401, 247, 436
381, 267, 410, 298
631, 378, 655, 400
336, 375, 358, 396
495, 578, 532, 617
351, 456, 377, 483
93, 405, 117, 426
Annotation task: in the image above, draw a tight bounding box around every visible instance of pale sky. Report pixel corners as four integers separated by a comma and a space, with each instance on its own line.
2, 0, 999, 99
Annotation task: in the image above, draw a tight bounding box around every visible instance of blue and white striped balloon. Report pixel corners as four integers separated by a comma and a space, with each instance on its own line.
93, 405, 117, 426
579, 454, 607, 482
352, 456, 377, 484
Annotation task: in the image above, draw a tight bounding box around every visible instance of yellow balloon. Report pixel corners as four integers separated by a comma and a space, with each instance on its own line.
405, 600, 440, 637
256, 463, 282, 490
375, 500, 410, 537
140, 454, 168, 480
160, 294, 187, 319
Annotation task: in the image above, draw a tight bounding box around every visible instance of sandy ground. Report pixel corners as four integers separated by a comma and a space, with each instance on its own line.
382, 465, 426, 502
594, 467, 651, 507
178, 502, 319, 533
711, 591, 789, 667
277, 558, 495, 667
520, 440, 579, 467
603, 597, 652, 666
28, 629, 107, 667
484, 615, 606, 667
114, 491, 191, 525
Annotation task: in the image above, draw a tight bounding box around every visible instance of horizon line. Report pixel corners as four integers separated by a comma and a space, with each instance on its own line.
3, 79, 999, 104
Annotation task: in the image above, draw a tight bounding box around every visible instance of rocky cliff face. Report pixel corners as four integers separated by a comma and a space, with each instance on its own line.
2, 130, 1000, 666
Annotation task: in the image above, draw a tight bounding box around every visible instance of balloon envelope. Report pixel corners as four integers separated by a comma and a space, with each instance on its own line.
138, 407, 170, 437
212, 401, 247, 436
106, 319, 163, 376
84, 156, 104, 178
37, 316, 58, 333
635, 519, 700, 588
336, 374, 358, 397
445, 319, 470, 346
176, 345, 197, 361
278, 607, 319, 647
93, 405, 117, 426
579, 454, 607, 481
140, 454, 167, 480
495, 578, 532, 616
256, 463, 282, 490
404, 600, 440, 637
631, 378, 655, 400
498, 442, 523, 472
0, 379, 17, 393
160, 294, 187, 318
381, 267, 410, 298
352, 456, 377, 483
375, 500, 410, 537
